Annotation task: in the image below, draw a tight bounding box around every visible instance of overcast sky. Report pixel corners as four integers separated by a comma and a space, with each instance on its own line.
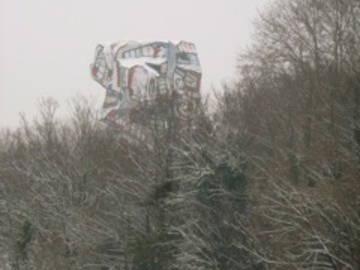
0, 0, 268, 128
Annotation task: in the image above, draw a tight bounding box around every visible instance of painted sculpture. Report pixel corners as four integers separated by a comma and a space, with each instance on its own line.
90, 40, 201, 127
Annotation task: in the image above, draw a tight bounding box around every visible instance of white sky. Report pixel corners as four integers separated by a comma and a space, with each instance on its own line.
0, 0, 268, 128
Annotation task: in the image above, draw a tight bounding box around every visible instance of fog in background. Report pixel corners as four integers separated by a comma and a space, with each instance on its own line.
0, 0, 267, 128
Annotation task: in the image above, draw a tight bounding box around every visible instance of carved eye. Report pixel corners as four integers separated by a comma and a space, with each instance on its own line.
146, 63, 161, 73
177, 52, 190, 62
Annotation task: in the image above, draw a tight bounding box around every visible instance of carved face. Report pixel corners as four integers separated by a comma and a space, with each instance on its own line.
90, 41, 202, 126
